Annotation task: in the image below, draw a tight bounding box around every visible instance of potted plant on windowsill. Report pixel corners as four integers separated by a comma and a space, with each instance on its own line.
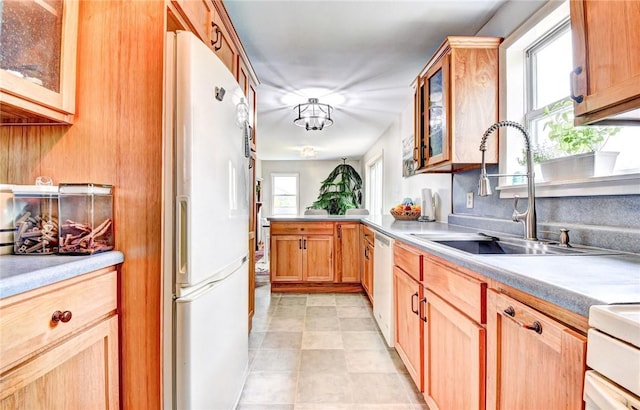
519, 100, 621, 181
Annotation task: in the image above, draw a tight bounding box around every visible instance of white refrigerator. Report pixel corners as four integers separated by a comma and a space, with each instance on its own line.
163, 31, 250, 410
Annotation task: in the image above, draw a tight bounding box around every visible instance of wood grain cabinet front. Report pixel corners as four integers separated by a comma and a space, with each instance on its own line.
270, 222, 334, 283
0, 0, 79, 124
486, 289, 586, 410
413, 36, 501, 173
335, 222, 361, 283
0, 267, 119, 409
360, 225, 374, 303
570, 0, 640, 125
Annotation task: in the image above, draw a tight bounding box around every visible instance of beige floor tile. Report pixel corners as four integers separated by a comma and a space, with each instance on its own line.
349, 373, 411, 404
278, 295, 308, 306
274, 306, 307, 318
339, 317, 379, 331
239, 371, 297, 405
251, 316, 273, 332
301, 331, 344, 350
261, 332, 303, 350
345, 349, 398, 373
268, 317, 305, 332
296, 372, 353, 404
293, 404, 352, 410
306, 294, 336, 306
397, 372, 429, 405
299, 349, 347, 373
341, 331, 388, 350
389, 348, 410, 374
304, 316, 340, 331
337, 305, 373, 318
334, 294, 364, 306
238, 404, 294, 410
249, 331, 266, 349
251, 350, 300, 372
306, 306, 338, 318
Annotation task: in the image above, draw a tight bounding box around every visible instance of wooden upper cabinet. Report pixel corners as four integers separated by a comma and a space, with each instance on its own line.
570, 0, 640, 125
486, 290, 587, 410
170, 0, 211, 43
413, 36, 501, 173
0, 0, 79, 124
210, 7, 237, 75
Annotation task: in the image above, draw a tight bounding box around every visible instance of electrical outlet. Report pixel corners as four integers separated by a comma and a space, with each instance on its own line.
466, 192, 474, 208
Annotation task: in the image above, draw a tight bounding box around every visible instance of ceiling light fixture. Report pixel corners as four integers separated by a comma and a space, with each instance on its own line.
293, 98, 334, 131
300, 146, 317, 158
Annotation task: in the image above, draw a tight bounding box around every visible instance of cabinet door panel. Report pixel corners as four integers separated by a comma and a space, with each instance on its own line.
0, 316, 119, 409
303, 235, 334, 282
486, 290, 586, 410
424, 56, 449, 166
171, 0, 211, 42
337, 223, 360, 283
424, 290, 484, 410
271, 235, 303, 282
393, 266, 423, 390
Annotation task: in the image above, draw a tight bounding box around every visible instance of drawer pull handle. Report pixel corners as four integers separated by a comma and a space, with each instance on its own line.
52, 310, 73, 324
411, 292, 419, 315
570, 66, 584, 103
419, 297, 428, 322
503, 306, 515, 317
524, 320, 543, 334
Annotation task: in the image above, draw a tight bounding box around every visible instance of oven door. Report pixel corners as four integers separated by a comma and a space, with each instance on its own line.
584, 371, 640, 410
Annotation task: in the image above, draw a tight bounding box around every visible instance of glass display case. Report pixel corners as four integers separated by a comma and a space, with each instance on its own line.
0, 0, 79, 124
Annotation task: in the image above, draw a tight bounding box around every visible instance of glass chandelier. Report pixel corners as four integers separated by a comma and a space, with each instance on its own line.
293, 98, 334, 131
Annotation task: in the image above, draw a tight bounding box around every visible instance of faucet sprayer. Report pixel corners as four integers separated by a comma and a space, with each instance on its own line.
478, 121, 538, 241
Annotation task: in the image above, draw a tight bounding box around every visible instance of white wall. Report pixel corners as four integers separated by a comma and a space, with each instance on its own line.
261, 159, 362, 216
361, 101, 452, 222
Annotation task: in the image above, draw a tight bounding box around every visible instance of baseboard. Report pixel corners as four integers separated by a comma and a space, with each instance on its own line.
270, 282, 364, 293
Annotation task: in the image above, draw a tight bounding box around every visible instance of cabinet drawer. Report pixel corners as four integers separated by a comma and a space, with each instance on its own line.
362, 225, 374, 245
394, 242, 422, 282
0, 268, 117, 372
423, 257, 486, 324
270, 222, 334, 235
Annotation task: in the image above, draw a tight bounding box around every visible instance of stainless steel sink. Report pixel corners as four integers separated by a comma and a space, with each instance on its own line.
409, 233, 608, 256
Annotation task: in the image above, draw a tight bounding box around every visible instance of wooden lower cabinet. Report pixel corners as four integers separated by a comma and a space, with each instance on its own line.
0, 267, 119, 410
336, 222, 361, 283
271, 234, 334, 282
423, 289, 485, 410
486, 290, 586, 410
394, 266, 424, 390
361, 228, 374, 303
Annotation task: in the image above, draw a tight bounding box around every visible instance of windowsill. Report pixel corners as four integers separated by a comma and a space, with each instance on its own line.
497, 173, 640, 198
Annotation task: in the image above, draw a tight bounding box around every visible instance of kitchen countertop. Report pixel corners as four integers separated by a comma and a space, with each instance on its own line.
0, 251, 125, 299
270, 214, 640, 317
361, 215, 640, 317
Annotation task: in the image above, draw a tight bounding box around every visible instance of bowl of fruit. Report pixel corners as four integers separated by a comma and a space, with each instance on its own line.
390, 198, 421, 221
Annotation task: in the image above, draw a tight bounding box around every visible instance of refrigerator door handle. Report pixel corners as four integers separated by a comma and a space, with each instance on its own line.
177, 196, 189, 277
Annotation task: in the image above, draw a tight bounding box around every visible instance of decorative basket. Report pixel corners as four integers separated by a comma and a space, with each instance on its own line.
390, 209, 421, 221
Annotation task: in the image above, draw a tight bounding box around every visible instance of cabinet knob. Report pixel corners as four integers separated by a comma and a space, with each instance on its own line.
570, 66, 584, 103
503, 306, 515, 317
51, 310, 73, 324
525, 320, 543, 334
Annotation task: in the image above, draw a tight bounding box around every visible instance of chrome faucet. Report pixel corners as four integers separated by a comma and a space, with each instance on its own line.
478, 121, 538, 241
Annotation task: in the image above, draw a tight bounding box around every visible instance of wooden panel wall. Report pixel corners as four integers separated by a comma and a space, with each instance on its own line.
0, 1, 165, 408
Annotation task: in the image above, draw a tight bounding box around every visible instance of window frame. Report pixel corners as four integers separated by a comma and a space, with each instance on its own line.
365, 152, 384, 216
496, 0, 640, 198
270, 173, 299, 216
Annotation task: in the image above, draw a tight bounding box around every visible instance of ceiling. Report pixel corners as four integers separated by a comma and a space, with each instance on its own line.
225, 0, 507, 161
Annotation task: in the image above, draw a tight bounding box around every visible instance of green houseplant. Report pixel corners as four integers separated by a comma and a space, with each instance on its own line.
518, 100, 621, 180
308, 159, 362, 215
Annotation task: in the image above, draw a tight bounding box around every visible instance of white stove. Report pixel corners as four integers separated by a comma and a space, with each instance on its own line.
584, 304, 640, 409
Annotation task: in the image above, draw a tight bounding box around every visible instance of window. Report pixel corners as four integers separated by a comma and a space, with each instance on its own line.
366, 154, 383, 216
271, 173, 298, 215
501, 1, 640, 196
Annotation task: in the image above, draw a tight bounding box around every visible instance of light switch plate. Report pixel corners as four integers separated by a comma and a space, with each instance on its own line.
466, 192, 474, 208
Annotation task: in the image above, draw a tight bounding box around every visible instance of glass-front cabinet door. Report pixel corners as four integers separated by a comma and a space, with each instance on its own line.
0, 0, 79, 124
423, 54, 449, 167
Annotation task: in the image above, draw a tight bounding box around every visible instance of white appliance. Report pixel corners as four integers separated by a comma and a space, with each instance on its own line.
163, 31, 249, 410
373, 232, 395, 347
583, 304, 640, 409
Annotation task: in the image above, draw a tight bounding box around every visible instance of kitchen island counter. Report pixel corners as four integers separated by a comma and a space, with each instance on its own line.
0, 251, 124, 299
360, 215, 640, 317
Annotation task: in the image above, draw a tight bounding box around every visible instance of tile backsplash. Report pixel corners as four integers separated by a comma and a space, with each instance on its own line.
450, 165, 640, 253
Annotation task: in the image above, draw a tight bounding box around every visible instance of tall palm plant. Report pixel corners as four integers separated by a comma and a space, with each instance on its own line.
308, 159, 363, 215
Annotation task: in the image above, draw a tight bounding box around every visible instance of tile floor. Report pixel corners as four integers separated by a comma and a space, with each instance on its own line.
237, 282, 429, 409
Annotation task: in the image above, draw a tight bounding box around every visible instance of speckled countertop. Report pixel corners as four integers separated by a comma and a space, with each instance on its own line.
271, 215, 640, 317
0, 251, 125, 299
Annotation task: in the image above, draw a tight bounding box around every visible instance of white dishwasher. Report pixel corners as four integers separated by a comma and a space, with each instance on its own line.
373, 232, 395, 347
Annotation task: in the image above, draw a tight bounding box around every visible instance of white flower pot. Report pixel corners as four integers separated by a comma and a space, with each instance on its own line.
539, 151, 619, 181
